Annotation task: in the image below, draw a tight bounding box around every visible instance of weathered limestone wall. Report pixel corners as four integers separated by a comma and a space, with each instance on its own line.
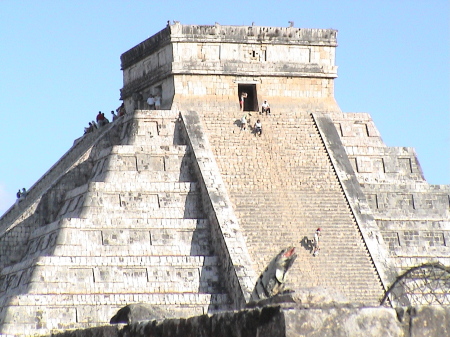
123, 73, 340, 119
0, 123, 117, 270
121, 23, 337, 75
51, 305, 450, 337
173, 75, 337, 100
169, 41, 337, 76
170, 74, 340, 116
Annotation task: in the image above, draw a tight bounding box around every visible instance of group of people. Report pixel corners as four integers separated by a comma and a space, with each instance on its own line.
83, 104, 125, 135
239, 93, 271, 115
239, 99, 270, 136
240, 114, 262, 136
15, 188, 27, 205
146, 94, 161, 110
242, 96, 323, 256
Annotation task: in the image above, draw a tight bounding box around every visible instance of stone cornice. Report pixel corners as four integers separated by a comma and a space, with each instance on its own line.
120, 23, 337, 71
121, 26, 172, 70
120, 62, 337, 100
171, 23, 337, 45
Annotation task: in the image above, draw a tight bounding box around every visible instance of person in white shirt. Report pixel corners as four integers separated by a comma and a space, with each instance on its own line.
261, 100, 271, 115
111, 110, 118, 121
154, 95, 161, 109
313, 228, 321, 256
146, 95, 155, 110
240, 114, 248, 131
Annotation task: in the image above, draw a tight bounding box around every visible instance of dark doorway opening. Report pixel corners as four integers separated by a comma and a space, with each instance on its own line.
238, 84, 258, 112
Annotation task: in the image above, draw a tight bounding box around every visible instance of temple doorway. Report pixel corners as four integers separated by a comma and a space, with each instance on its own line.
238, 84, 258, 112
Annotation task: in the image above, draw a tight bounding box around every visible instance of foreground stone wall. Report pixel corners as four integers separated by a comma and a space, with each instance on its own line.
51, 305, 450, 337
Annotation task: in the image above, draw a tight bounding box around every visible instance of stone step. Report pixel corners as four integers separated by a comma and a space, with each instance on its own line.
92, 152, 191, 173
6, 292, 230, 308
0, 294, 232, 328
26, 227, 212, 254
31, 218, 209, 234
0, 255, 221, 296
18, 243, 213, 265
0, 300, 233, 336
50, 242, 212, 257
84, 191, 202, 209
76, 205, 204, 219
1, 293, 231, 330
54, 227, 210, 247
1, 255, 219, 276
97, 170, 194, 183
19, 225, 212, 262
17, 264, 223, 295
362, 183, 450, 194
101, 144, 188, 156
65, 182, 199, 200
59, 190, 204, 219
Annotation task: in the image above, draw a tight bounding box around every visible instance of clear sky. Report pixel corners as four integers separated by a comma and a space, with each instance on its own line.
0, 1, 449, 215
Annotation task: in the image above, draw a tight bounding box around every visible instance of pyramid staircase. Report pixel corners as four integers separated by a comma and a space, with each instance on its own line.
193, 104, 385, 305
0, 110, 234, 335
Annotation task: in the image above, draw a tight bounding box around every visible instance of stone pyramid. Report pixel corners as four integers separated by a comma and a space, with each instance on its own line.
0, 23, 449, 336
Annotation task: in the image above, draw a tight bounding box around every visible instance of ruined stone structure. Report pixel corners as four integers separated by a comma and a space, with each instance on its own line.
0, 23, 448, 336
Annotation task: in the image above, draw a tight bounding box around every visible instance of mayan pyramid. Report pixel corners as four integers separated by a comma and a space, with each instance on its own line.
0, 23, 449, 336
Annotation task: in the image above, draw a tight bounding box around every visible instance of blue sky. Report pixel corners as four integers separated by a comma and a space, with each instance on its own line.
0, 1, 448, 215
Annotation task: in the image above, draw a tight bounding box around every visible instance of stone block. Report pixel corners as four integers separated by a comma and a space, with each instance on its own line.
101, 229, 150, 246
94, 266, 148, 284
136, 154, 164, 171
3, 305, 76, 326
35, 266, 94, 284
283, 307, 404, 337
398, 157, 413, 174
107, 155, 138, 171
84, 193, 121, 207
118, 192, 159, 208
355, 157, 385, 173
410, 306, 450, 337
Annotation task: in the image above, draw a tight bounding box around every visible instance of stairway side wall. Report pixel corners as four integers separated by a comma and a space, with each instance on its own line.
312, 113, 397, 292
180, 111, 257, 307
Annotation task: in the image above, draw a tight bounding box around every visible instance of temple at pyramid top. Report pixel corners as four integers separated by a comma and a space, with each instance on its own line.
119, 22, 340, 114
